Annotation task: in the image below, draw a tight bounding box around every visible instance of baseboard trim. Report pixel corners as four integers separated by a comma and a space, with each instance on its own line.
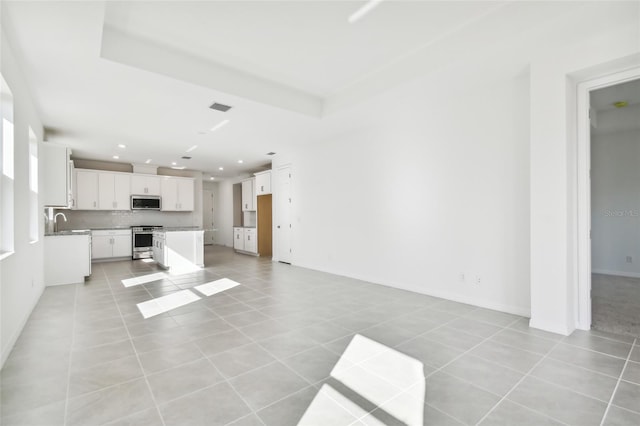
292, 261, 530, 318
592, 269, 640, 279
529, 317, 574, 336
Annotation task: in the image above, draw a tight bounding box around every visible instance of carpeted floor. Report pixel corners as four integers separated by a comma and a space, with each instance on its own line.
592, 273, 640, 338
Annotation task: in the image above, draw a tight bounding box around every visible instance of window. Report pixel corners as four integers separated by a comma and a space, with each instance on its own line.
29, 126, 38, 242
1, 74, 15, 256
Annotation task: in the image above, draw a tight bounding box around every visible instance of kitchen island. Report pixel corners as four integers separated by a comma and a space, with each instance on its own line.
152, 228, 204, 271
44, 230, 92, 285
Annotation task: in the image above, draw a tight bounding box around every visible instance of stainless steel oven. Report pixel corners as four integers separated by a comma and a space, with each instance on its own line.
131, 225, 163, 259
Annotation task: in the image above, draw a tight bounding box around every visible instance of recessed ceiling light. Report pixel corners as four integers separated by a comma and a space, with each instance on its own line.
348, 0, 384, 24
171, 162, 177, 166
210, 119, 230, 132
218, 167, 224, 171
145, 159, 152, 164
186, 145, 198, 153
171, 166, 186, 170
237, 160, 243, 164
210, 177, 215, 180
112, 155, 119, 159
117, 144, 126, 149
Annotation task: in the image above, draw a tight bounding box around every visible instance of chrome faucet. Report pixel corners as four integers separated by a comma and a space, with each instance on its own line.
53, 212, 67, 233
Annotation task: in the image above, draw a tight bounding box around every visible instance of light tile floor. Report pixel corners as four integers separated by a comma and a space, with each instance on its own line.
1, 246, 639, 425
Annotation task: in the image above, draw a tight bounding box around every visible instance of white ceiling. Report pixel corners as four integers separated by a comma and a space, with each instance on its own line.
591, 78, 640, 112
1, 1, 584, 179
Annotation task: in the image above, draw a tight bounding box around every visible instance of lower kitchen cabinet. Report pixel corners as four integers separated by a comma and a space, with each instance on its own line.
153, 230, 203, 270
233, 227, 244, 250
92, 229, 132, 260
233, 227, 257, 254
44, 234, 92, 285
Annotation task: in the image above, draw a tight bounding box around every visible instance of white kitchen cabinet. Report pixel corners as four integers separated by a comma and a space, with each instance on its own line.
255, 171, 272, 195
42, 143, 73, 207
131, 175, 161, 196
241, 178, 255, 211
98, 172, 131, 210
44, 234, 91, 285
161, 177, 194, 211
75, 170, 99, 210
152, 231, 166, 267
233, 227, 244, 250
92, 229, 132, 260
154, 230, 203, 270
244, 228, 257, 253
233, 227, 257, 254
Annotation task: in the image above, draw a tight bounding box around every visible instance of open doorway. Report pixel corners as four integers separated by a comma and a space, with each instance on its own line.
589, 79, 640, 337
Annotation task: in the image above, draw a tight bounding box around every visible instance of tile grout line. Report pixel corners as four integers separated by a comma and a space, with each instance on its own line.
62, 271, 81, 426
474, 335, 569, 425
599, 337, 637, 426
106, 272, 168, 426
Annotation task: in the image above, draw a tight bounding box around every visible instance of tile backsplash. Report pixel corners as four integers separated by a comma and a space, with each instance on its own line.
54, 209, 200, 230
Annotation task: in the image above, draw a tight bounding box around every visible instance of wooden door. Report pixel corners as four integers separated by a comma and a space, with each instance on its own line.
257, 194, 272, 256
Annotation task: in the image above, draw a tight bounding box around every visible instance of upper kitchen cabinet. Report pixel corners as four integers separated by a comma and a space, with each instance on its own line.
255, 171, 272, 195
42, 143, 73, 207
98, 172, 131, 210
241, 178, 256, 211
75, 170, 99, 210
161, 177, 194, 211
131, 175, 161, 196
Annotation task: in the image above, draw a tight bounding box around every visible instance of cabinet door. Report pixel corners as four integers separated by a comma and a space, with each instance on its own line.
161, 178, 178, 211
43, 144, 71, 207
177, 179, 194, 211
98, 173, 115, 210
242, 179, 255, 211
91, 235, 112, 259
146, 176, 161, 196
76, 170, 99, 210
113, 174, 131, 210
112, 234, 132, 257
233, 228, 244, 250
244, 229, 257, 253
131, 175, 148, 195
255, 171, 271, 195
131, 175, 161, 196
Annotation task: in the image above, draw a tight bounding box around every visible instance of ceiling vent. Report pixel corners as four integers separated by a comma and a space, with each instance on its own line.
266, 152, 276, 156
209, 102, 232, 112
181, 156, 192, 160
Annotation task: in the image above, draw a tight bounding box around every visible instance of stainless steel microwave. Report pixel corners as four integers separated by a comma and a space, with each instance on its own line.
131, 195, 161, 210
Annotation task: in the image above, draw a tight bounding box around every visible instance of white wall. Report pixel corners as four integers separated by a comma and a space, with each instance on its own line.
591, 128, 640, 277
215, 180, 236, 247
274, 41, 532, 316
1, 27, 46, 366
271, 1, 640, 326
529, 6, 639, 334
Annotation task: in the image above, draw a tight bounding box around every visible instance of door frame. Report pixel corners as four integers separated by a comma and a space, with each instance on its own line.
575, 65, 640, 330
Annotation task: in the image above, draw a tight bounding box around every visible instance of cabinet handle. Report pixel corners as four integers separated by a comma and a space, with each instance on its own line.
261, 186, 264, 192
93, 201, 96, 207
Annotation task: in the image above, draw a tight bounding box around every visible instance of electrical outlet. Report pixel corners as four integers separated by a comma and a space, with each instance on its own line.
626, 256, 633, 263
475, 276, 481, 285
459, 273, 465, 282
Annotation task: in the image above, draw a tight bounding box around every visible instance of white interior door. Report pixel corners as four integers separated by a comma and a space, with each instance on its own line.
203, 190, 214, 245
277, 166, 292, 263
